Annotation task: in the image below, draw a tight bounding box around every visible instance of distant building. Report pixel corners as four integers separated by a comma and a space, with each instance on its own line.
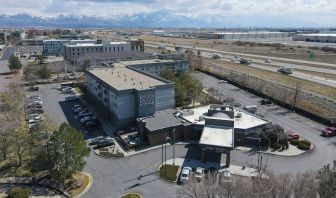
130, 39, 144, 52
198, 31, 290, 40
293, 33, 336, 43
64, 40, 148, 66
43, 39, 69, 56
85, 66, 175, 129
114, 59, 189, 76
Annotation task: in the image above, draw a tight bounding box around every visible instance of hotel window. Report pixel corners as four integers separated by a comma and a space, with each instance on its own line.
113, 47, 115, 51
117, 47, 119, 51
121, 46, 123, 51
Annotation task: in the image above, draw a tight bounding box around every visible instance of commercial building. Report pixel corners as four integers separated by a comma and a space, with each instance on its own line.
64, 40, 147, 66
42, 39, 69, 56
137, 104, 270, 163
293, 34, 336, 43
198, 31, 290, 40
115, 59, 189, 76
85, 66, 175, 129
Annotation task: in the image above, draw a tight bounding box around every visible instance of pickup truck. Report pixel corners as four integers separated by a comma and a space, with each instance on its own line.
321, 127, 336, 137
278, 67, 293, 74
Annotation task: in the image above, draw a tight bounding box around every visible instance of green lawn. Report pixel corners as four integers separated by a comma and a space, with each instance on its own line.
159, 164, 180, 182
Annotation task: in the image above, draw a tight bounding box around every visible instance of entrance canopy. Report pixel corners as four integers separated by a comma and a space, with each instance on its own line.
199, 125, 234, 149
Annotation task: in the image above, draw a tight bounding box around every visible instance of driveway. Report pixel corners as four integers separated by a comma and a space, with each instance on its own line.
195, 72, 336, 173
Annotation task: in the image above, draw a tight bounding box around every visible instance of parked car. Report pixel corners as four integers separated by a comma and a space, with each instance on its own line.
322, 127, 336, 137
27, 109, 44, 114
74, 107, 87, 113
72, 104, 84, 111
221, 170, 231, 183
243, 105, 257, 114
180, 167, 192, 183
85, 121, 98, 129
194, 167, 205, 181
89, 136, 105, 145
79, 112, 92, 118
81, 116, 98, 124
218, 80, 227, 84
65, 95, 79, 101
288, 132, 300, 140
234, 55, 240, 59
265, 59, 272, 63
260, 99, 272, 105
27, 100, 43, 105
29, 95, 41, 100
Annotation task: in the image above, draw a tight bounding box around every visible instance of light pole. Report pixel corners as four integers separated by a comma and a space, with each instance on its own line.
173, 128, 175, 165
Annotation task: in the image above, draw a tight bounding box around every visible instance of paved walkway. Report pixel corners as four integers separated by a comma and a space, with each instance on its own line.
162, 158, 259, 177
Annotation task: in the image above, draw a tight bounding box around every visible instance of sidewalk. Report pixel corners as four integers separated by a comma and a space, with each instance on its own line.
162, 158, 259, 178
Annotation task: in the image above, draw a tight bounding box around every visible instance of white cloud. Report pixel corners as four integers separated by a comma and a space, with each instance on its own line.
0, 0, 335, 26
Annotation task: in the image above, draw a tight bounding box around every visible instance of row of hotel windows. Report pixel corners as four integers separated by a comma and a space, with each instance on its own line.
71, 46, 124, 56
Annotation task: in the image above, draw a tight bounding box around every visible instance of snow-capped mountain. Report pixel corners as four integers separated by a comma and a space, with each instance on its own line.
0, 12, 219, 28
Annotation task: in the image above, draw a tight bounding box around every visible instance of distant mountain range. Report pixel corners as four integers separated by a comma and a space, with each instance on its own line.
0, 13, 327, 28
0, 13, 218, 28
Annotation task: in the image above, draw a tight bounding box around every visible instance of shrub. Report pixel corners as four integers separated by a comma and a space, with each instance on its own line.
289, 139, 300, 145
299, 140, 311, 146
271, 143, 281, 150
9, 187, 32, 198
298, 142, 311, 150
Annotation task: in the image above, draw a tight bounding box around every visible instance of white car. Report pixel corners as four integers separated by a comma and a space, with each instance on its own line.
218, 80, 227, 84
265, 59, 272, 63
194, 167, 205, 181
221, 170, 231, 183
180, 167, 192, 183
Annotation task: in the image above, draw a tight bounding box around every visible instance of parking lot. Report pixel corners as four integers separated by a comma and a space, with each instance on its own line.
25, 83, 104, 139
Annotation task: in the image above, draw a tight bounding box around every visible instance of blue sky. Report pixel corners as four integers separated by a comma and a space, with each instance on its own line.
0, 0, 335, 27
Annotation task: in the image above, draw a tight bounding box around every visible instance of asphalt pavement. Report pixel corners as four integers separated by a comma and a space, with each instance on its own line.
195, 72, 336, 174
0, 46, 15, 60
24, 80, 336, 198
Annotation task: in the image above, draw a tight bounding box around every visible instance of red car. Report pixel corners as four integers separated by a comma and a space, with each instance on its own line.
288, 132, 300, 140
322, 127, 336, 137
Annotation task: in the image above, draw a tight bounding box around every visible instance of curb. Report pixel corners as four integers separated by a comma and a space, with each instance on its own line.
260, 143, 315, 157
121, 192, 142, 198
74, 172, 93, 198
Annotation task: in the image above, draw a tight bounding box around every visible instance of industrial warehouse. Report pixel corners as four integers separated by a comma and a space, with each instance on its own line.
293, 33, 336, 43
198, 31, 290, 40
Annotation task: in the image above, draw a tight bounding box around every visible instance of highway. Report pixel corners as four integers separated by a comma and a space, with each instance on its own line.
145, 41, 336, 68
146, 43, 336, 88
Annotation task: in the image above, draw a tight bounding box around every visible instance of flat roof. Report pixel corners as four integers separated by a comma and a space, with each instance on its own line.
115, 59, 178, 66
297, 33, 336, 37
68, 43, 103, 47
87, 67, 166, 91
140, 109, 187, 132
199, 125, 233, 148
202, 32, 285, 35
182, 105, 269, 130
109, 41, 128, 45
